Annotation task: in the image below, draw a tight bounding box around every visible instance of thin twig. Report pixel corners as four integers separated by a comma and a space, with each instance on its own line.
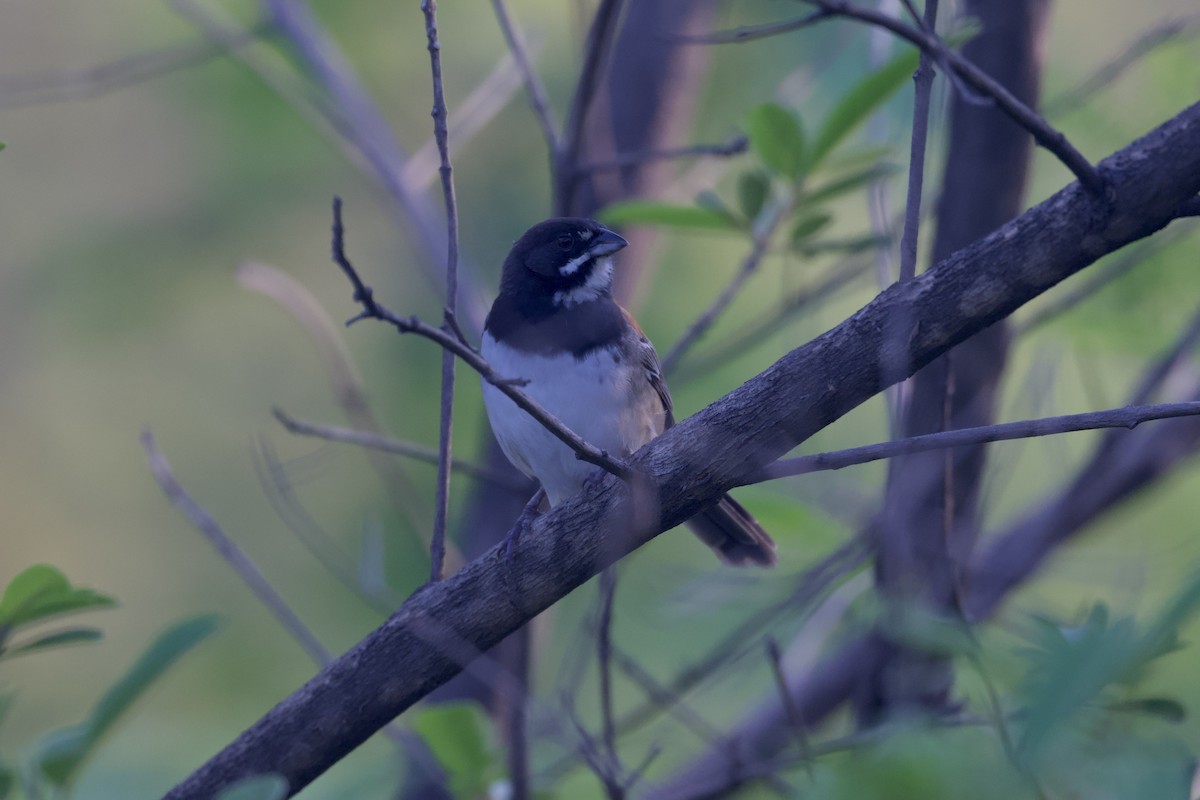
490, 0, 559, 152
661, 200, 788, 375
578, 135, 749, 173
143, 431, 449, 782
273, 408, 530, 492
1127, 306, 1200, 407
556, 0, 625, 213
597, 568, 620, 777
672, 258, 872, 382
237, 260, 432, 538
541, 537, 870, 783
752, 401, 1200, 483
264, 0, 488, 332
897, 0, 938, 282
675, 8, 833, 44
421, 0, 461, 583
251, 439, 403, 614
143, 430, 332, 665
1048, 13, 1200, 115
331, 198, 631, 480
0, 31, 252, 109
696, 0, 1106, 195
764, 638, 813, 777
1013, 239, 1152, 335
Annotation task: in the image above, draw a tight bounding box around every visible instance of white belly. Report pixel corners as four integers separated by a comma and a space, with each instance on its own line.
481, 333, 658, 506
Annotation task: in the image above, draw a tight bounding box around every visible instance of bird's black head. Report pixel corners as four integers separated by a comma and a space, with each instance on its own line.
499, 217, 628, 310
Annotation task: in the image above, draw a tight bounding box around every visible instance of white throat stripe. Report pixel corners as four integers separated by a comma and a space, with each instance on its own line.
553, 257, 613, 307
559, 251, 591, 276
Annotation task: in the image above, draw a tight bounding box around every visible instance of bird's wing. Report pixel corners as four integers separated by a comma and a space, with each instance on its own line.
622, 306, 675, 430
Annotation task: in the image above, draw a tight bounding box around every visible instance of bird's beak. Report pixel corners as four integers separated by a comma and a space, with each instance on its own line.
588, 229, 628, 258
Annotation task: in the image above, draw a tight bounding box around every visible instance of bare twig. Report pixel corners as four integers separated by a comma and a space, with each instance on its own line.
578, 135, 748, 173
1013, 235, 1165, 335
490, 0, 559, 152
661, 200, 789, 375
264, 0, 488, 331
597, 568, 620, 778
542, 537, 870, 785
672, 258, 872, 382
696, 0, 1106, 194
675, 8, 833, 44
237, 260, 431, 537
251, 440, 404, 614
420, 0, 462, 583
143, 430, 332, 665
897, 0, 939, 282
752, 401, 1200, 483
272, 409, 529, 492
143, 431, 446, 784
331, 198, 632, 481
1048, 13, 1200, 115
0, 32, 249, 109
765, 638, 813, 777
1127, 306, 1200, 407
556, 0, 625, 213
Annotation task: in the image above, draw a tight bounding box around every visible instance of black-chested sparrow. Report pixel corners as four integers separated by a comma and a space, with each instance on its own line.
481, 217, 776, 566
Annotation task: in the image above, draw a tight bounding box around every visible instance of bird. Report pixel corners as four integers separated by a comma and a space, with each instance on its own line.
480, 217, 776, 566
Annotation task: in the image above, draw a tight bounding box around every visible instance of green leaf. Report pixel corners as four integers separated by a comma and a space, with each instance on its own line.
1107, 697, 1186, 723
0, 691, 13, 728
0, 565, 115, 629
746, 102, 805, 179
808, 48, 921, 169
0, 764, 13, 800
32, 615, 220, 786
2, 627, 104, 660
795, 233, 891, 256
412, 702, 495, 799
801, 162, 901, 207
599, 200, 739, 231
737, 170, 771, 222
215, 774, 289, 800
790, 213, 834, 245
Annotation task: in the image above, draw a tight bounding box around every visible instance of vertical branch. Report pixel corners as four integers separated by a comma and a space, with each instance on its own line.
555, 0, 625, 214
597, 568, 620, 774
897, 0, 939, 283
421, 0, 461, 582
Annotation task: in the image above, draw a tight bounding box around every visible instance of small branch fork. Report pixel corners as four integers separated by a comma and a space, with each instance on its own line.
691, 0, 1108, 196
330, 198, 631, 481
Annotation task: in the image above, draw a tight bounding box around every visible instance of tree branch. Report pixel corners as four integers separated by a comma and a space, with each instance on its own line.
490, 0, 559, 152
164, 100, 1200, 799
660, 199, 788, 375
420, 0, 462, 583
555, 0, 625, 213
897, 0, 939, 282
272, 408, 529, 493
695, 0, 1106, 195
752, 402, 1200, 482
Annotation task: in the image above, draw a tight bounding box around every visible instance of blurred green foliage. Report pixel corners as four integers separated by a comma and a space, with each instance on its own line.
0, 0, 1198, 798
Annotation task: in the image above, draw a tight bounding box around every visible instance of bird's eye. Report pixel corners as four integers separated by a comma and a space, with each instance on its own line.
556, 234, 573, 250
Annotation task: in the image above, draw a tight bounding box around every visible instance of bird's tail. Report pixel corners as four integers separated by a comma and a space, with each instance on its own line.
687, 494, 777, 567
